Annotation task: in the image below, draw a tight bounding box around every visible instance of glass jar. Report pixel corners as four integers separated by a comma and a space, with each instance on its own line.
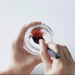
23, 24, 54, 55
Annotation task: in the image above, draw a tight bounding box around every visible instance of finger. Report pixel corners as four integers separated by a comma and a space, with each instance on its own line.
47, 43, 62, 64
64, 46, 73, 59
47, 43, 60, 54
58, 45, 65, 60
64, 46, 74, 62
60, 46, 66, 60
62, 45, 73, 62
61, 46, 69, 61
16, 21, 41, 42
40, 39, 52, 70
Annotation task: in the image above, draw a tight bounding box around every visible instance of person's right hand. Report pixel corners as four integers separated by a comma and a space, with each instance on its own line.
39, 39, 75, 74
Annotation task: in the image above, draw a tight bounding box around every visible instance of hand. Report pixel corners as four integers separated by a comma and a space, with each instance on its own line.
40, 39, 75, 74
0, 22, 42, 74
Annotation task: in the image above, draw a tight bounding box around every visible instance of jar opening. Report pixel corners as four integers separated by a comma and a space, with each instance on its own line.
31, 28, 44, 39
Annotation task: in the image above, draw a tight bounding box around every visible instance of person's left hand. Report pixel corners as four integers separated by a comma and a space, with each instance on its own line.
0, 22, 42, 74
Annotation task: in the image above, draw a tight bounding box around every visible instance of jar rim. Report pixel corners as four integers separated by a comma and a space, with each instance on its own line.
23, 24, 54, 55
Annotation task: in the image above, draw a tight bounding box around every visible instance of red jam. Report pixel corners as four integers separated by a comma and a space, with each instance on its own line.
31, 28, 43, 39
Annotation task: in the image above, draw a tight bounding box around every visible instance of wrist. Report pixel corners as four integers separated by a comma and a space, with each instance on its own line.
6, 63, 36, 74
0, 68, 13, 74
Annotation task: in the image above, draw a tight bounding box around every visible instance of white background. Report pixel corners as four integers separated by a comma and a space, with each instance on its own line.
0, 0, 75, 74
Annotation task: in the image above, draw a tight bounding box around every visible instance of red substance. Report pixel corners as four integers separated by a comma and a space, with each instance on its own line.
31, 28, 44, 39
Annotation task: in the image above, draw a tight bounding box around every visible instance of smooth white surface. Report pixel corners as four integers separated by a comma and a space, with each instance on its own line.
0, 0, 75, 74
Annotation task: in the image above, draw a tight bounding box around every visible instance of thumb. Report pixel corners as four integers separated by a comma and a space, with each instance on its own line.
15, 21, 41, 42
39, 39, 51, 70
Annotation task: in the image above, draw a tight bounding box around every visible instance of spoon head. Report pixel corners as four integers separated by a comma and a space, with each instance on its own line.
32, 37, 45, 44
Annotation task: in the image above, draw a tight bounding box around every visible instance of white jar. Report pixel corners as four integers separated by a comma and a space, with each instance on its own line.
23, 24, 54, 55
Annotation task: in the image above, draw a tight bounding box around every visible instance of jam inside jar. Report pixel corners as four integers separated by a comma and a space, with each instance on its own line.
23, 24, 54, 55
31, 28, 43, 39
